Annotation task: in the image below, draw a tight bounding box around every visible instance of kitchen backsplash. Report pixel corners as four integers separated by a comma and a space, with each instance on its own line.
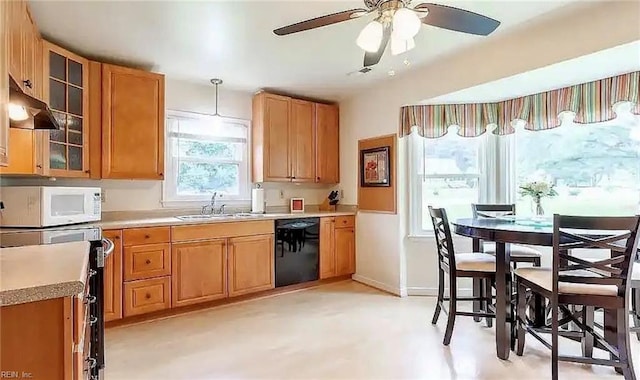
0, 177, 340, 212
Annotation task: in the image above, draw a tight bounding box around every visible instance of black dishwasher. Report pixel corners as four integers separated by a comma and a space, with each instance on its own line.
274, 218, 320, 287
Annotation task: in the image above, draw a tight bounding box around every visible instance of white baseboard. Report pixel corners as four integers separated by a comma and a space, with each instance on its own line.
352, 274, 406, 297
406, 287, 473, 297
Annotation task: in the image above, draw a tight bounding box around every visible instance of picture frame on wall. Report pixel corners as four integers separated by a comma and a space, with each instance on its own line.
360, 146, 391, 187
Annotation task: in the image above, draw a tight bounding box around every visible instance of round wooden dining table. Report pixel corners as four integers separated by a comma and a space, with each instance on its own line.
452, 217, 554, 360
453, 217, 623, 362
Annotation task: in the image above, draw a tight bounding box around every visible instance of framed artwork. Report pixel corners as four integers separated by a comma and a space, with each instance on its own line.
360, 146, 391, 187
290, 198, 305, 213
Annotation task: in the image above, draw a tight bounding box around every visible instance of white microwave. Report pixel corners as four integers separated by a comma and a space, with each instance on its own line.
0, 186, 101, 227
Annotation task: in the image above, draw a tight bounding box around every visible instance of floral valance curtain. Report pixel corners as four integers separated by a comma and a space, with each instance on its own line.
399, 71, 640, 138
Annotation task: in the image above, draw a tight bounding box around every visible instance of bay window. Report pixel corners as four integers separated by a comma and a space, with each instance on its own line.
410, 116, 640, 236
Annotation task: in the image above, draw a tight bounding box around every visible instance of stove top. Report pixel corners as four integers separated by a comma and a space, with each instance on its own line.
0, 225, 102, 248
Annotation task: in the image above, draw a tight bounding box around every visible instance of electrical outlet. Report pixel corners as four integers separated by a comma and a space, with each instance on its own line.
101, 191, 106, 203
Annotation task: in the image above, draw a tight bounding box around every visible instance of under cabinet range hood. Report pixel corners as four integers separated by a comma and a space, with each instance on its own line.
8, 76, 60, 130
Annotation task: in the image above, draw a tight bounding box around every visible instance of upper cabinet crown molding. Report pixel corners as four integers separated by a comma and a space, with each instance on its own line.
252, 91, 339, 184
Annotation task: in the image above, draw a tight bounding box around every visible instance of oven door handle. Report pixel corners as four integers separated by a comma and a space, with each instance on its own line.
102, 238, 115, 258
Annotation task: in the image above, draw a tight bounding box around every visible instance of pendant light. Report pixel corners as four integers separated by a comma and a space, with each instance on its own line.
210, 78, 224, 127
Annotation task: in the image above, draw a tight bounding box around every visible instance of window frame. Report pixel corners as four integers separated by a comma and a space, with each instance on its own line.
162, 110, 252, 208
408, 130, 492, 237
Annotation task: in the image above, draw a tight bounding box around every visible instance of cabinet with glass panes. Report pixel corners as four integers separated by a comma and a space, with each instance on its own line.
43, 41, 89, 177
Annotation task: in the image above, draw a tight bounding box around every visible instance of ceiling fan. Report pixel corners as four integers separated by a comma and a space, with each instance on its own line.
274, 0, 500, 68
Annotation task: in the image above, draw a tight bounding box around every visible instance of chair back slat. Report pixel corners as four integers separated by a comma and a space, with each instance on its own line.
472, 204, 516, 219
552, 214, 640, 297
429, 207, 456, 271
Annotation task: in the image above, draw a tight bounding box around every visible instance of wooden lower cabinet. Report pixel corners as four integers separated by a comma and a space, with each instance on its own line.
103, 230, 123, 322
319, 218, 336, 279
0, 296, 87, 380
123, 277, 171, 317
172, 239, 227, 307
228, 234, 275, 297
319, 216, 356, 279
335, 227, 356, 276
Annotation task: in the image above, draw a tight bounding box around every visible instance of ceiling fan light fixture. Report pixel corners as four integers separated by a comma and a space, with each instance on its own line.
356, 20, 384, 53
390, 33, 415, 56
392, 8, 421, 40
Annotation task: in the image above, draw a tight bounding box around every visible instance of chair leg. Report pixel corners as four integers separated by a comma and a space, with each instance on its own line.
616, 307, 636, 380
632, 288, 640, 341
484, 278, 493, 328
443, 277, 457, 346
516, 281, 526, 356
473, 278, 481, 322
551, 300, 559, 380
581, 306, 594, 358
431, 269, 444, 325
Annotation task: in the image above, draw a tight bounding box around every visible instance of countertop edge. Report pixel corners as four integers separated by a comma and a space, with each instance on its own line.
97, 211, 357, 230
0, 280, 85, 307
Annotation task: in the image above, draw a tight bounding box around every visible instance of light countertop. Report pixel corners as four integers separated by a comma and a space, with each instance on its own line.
97, 211, 356, 230
0, 241, 90, 306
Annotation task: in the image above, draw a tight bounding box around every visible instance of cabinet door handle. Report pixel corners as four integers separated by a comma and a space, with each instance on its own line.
144, 234, 150, 239
145, 259, 151, 264
84, 295, 97, 305
145, 293, 151, 299
23, 79, 33, 89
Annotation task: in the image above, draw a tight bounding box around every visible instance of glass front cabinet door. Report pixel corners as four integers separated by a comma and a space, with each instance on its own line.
44, 41, 89, 177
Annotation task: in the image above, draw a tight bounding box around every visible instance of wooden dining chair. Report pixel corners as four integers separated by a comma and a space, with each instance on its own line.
514, 214, 640, 380
630, 255, 640, 340
471, 204, 542, 268
428, 206, 496, 345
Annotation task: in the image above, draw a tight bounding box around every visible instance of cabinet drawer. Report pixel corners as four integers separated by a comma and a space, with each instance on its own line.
123, 227, 170, 246
123, 243, 171, 281
123, 277, 171, 317
335, 216, 355, 228
172, 220, 274, 242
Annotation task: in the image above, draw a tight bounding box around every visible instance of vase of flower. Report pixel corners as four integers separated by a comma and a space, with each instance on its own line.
519, 181, 558, 218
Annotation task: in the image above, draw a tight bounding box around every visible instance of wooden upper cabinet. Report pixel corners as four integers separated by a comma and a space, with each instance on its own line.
7, 0, 24, 86
20, 7, 35, 96
44, 41, 90, 177
290, 99, 315, 182
252, 92, 339, 184
252, 92, 291, 182
315, 103, 340, 184
102, 64, 165, 179
0, 0, 9, 167
0, 129, 48, 175
171, 239, 227, 307
228, 234, 275, 297
103, 230, 123, 322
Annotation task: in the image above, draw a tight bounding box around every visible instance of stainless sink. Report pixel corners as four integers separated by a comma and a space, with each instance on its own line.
175, 214, 232, 221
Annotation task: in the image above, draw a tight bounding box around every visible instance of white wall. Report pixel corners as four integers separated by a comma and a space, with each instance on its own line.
3, 79, 336, 211
341, 1, 640, 296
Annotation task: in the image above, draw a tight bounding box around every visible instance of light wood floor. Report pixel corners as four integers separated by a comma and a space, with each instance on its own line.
105, 281, 639, 379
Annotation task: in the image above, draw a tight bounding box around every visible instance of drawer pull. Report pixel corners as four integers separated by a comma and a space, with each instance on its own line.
89, 315, 98, 325
145, 293, 151, 299
84, 295, 97, 305
144, 234, 150, 239
145, 259, 151, 264
88, 269, 97, 278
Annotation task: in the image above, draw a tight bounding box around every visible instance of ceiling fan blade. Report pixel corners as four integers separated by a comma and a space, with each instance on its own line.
274, 8, 367, 36
414, 3, 500, 36
363, 25, 391, 67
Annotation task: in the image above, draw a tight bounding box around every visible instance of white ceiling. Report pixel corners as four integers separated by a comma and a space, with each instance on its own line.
30, 0, 578, 101
423, 40, 640, 104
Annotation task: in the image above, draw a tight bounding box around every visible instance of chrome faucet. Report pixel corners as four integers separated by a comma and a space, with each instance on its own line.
201, 193, 226, 215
